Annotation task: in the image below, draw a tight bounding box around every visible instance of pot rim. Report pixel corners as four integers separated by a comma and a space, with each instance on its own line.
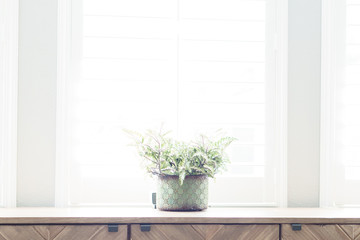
158, 174, 208, 180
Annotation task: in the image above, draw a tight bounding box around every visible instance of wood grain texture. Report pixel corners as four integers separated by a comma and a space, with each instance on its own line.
1, 208, 360, 224
340, 225, 360, 240
0, 225, 127, 240
282, 224, 360, 240
131, 224, 279, 240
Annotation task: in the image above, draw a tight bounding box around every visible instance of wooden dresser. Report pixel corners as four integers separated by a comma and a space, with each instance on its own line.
0, 208, 360, 239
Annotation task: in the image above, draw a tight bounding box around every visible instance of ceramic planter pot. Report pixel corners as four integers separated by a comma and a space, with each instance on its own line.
157, 174, 208, 211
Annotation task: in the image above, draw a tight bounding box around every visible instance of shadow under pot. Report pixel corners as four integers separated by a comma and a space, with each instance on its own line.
156, 174, 208, 211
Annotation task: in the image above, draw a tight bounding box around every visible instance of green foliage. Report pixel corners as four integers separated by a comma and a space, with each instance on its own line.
124, 128, 236, 185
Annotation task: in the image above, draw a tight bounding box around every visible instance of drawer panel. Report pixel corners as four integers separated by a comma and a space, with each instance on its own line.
0, 225, 127, 240
282, 224, 360, 240
131, 224, 279, 240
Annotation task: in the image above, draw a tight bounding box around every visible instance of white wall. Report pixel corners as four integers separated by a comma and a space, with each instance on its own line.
287, 0, 321, 207
17, 0, 57, 206
17, 0, 322, 207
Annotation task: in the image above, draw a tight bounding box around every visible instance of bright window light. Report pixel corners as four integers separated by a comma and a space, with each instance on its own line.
57, 0, 287, 207
322, 0, 360, 207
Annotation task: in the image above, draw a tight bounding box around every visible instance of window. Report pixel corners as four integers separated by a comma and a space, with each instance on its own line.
0, 0, 18, 207
57, 0, 287, 207
321, 0, 360, 207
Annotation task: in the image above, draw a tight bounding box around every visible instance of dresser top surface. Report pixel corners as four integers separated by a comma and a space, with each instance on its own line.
0, 208, 360, 224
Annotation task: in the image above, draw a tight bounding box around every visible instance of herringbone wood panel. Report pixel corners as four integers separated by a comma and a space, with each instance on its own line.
282, 224, 360, 240
131, 224, 279, 240
0, 225, 127, 240
340, 225, 360, 240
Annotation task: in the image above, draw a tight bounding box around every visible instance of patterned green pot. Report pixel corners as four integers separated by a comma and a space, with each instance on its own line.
157, 175, 208, 211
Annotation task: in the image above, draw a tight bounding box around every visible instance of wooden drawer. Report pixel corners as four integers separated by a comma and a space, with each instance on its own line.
131, 224, 279, 240
282, 224, 360, 240
0, 225, 127, 240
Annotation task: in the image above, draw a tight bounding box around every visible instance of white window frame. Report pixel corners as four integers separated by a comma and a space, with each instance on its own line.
272, 0, 288, 208
320, 0, 336, 208
56, 0, 288, 207
320, 0, 358, 207
0, 0, 18, 208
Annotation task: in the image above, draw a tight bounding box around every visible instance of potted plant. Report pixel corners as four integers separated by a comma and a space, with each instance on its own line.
126, 128, 236, 211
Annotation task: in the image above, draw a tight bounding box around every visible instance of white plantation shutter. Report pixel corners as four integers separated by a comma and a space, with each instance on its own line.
0, 74, 4, 207
322, 0, 360, 207
0, 0, 18, 207
57, 0, 287, 206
